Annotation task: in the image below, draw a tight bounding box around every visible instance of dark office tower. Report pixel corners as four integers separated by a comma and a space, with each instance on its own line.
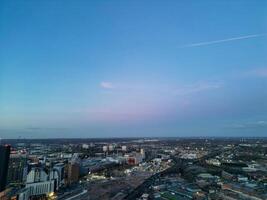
0, 145, 11, 192
7, 153, 27, 185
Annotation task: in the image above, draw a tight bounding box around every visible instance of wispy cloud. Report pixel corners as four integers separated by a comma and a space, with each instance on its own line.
25, 127, 67, 131
100, 81, 115, 89
99, 80, 223, 96
173, 81, 223, 96
181, 34, 265, 48
228, 121, 267, 129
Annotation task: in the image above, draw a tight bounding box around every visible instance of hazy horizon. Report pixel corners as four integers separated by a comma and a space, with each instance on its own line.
1, 1, 267, 138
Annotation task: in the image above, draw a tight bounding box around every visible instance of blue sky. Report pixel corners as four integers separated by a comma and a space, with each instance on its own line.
0, 0, 267, 138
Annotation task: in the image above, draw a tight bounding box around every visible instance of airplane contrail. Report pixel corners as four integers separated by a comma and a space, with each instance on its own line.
182, 33, 265, 48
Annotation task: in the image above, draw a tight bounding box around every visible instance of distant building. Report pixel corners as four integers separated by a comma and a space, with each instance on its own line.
108, 145, 114, 151
0, 145, 11, 192
180, 153, 197, 160
82, 144, 89, 149
125, 152, 144, 165
121, 146, 127, 151
89, 143, 95, 147
140, 148, 145, 159
103, 146, 108, 152
206, 158, 221, 166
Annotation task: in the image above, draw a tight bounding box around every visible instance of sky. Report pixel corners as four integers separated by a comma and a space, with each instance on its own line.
0, 0, 267, 138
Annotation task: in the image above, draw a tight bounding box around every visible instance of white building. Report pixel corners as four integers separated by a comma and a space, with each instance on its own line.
23, 167, 59, 199
206, 159, 221, 166
108, 145, 114, 151
180, 153, 197, 160
103, 145, 108, 152
26, 180, 55, 197
26, 168, 48, 183
82, 144, 89, 149
122, 145, 127, 151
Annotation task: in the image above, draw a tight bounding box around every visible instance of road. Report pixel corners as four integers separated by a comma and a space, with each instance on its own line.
64, 190, 88, 200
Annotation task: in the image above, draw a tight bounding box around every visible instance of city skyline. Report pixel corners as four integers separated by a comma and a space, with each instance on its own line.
1, 0, 267, 138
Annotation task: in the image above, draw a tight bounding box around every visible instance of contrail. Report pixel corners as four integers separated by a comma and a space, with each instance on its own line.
182, 33, 265, 48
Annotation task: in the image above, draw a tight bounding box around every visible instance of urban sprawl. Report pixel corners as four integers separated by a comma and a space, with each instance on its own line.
0, 138, 267, 200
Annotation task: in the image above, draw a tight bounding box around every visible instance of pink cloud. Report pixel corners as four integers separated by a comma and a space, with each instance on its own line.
100, 82, 115, 89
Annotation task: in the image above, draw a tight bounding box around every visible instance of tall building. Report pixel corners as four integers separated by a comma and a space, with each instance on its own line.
66, 162, 79, 185
0, 145, 10, 192
7, 152, 27, 185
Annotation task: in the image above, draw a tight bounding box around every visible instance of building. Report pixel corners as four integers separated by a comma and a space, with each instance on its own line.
103, 146, 108, 152
7, 152, 27, 185
0, 145, 11, 192
121, 145, 127, 151
108, 144, 114, 151
180, 153, 197, 160
82, 144, 89, 149
140, 148, 145, 159
66, 162, 79, 185
26, 168, 48, 183
25, 167, 57, 199
26, 180, 55, 198
125, 152, 144, 165
206, 158, 221, 166
16, 188, 30, 200
53, 163, 65, 187
49, 168, 60, 191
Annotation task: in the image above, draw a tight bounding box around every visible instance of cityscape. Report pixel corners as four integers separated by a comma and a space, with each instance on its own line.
0, 138, 267, 200
1, 0, 267, 200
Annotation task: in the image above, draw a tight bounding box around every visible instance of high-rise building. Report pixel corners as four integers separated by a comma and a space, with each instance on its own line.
66, 162, 79, 185
7, 152, 28, 185
0, 145, 10, 192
